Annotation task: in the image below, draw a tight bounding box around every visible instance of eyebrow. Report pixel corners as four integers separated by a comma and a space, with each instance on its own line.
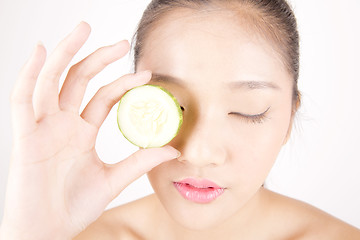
150, 73, 280, 90
150, 73, 186, 87
228, 80, 280, 90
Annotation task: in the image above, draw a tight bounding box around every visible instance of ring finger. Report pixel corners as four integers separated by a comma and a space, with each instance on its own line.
33, 21, 91, 120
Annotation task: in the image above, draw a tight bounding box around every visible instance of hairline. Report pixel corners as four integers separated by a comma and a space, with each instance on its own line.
133, 2, 293, 76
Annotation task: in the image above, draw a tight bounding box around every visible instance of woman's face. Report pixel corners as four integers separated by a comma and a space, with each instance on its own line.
137, 9, 294, 230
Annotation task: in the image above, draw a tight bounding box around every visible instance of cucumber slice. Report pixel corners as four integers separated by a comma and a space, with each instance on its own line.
117, 84, 183, 148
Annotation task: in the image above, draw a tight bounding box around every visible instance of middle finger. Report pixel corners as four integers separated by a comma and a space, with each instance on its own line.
59, 40, 130, 113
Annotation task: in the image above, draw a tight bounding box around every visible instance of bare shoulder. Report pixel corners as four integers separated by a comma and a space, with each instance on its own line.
263, 189, 360, 240
73, 194, 157, 240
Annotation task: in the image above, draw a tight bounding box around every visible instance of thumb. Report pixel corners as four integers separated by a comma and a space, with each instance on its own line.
104, 145, 180, 199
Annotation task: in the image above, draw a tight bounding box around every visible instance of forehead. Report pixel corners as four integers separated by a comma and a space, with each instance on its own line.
137, 9, 291, 88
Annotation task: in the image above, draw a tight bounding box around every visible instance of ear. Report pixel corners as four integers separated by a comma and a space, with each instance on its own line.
283, 92, 301, 145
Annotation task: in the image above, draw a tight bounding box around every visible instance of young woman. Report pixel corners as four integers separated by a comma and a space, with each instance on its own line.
1, 0, 360, 239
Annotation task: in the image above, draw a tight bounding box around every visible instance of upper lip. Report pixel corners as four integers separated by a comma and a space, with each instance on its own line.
175, 177, 224, 189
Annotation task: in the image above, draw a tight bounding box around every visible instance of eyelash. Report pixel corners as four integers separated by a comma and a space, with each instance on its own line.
179, 106, 270, 124
228, 107, 270, 124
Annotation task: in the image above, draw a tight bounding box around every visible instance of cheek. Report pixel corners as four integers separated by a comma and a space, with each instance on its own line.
226, 105, 293, 184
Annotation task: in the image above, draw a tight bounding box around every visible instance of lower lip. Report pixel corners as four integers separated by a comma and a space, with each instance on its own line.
173, 182, 225, 203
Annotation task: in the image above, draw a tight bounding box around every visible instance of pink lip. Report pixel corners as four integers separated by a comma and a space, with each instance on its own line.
173, 178, 225, 203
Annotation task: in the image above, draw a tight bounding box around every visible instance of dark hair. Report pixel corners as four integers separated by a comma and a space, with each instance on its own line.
132, 0, 301, 110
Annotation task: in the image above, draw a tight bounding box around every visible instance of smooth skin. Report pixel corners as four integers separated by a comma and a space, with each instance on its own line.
76, 10, 360, 240
1, 15, 360, 240
0, 22, 179, 240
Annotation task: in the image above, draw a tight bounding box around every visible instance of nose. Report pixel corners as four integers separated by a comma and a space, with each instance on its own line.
177, 116, 227, 168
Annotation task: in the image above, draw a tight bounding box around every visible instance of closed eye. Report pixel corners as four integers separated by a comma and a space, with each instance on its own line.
228, 107, 270, 124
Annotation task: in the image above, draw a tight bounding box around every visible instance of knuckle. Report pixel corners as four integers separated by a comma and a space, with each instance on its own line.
68, 64, 81, 77
68, 63, 90, 85
94, 46, 115, 67
96, 85, 114, 108
118, 74, 136, 91
68, 62, 80, 74
97, 45, 109, 54
67, 48, 112, 85
98, 82, 122, 105
96, 85, 108, 95
41, 68, 62, 82
131, 150, 147, 170
93, 74, 138, 109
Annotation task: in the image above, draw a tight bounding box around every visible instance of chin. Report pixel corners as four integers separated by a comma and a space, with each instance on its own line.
175, 210, 229, 231
153, 182, 244, 231
168, 199, 233, 230
147, 165, 266, 231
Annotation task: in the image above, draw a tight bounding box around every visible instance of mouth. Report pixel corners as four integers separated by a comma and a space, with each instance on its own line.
173, 178, 225, 204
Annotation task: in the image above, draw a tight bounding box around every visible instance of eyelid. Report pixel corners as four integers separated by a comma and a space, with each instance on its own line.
229, 106, 270, 117
228, 107, 270, 124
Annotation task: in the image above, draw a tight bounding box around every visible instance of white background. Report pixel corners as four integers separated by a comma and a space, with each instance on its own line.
1, 0, 359, 229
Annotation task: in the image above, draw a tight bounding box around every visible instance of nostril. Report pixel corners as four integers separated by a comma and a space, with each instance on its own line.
180, 106, 185, 111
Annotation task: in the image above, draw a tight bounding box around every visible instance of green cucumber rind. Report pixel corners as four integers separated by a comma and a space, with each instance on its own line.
117, 84, 183, 148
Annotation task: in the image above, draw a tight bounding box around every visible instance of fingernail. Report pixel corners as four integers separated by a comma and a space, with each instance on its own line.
113, 39, 130, 47
72, 21, 91, 35
76, 21, 89, 29
36, 41, 44, 47
171, 147, 181, 158
30, 41, 44, 57
137, 70, 152, 75
73, 21, 83, 32
164, 145, 181, 158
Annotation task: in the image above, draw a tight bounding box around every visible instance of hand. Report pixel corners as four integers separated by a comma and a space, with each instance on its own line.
0, 22, 179, 240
